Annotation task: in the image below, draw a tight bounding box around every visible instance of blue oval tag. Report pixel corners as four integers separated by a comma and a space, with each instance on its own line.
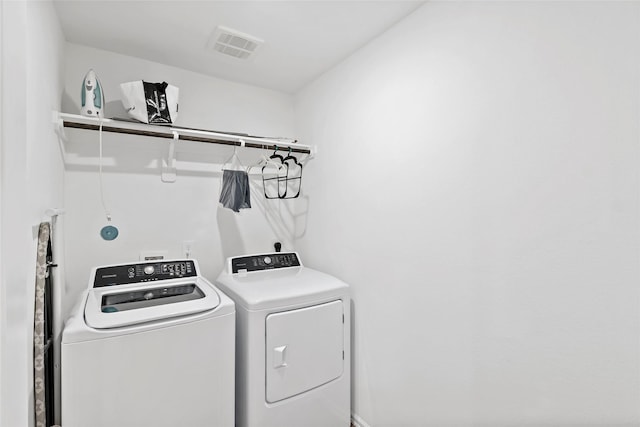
100, 225, 119, 241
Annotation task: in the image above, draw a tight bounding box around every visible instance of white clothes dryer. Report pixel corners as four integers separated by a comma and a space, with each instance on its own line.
62, 259, 235, 427
215, 252, 350, 427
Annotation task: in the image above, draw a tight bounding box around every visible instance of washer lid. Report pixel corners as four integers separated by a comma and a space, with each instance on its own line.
215, 266, 348, 311
84, 277, 221, 329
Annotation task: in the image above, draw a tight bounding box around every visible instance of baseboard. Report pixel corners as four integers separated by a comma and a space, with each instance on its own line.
351, 412, 371, 427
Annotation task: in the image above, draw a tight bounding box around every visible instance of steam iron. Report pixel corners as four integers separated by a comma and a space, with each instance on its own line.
80, 69, 104, 118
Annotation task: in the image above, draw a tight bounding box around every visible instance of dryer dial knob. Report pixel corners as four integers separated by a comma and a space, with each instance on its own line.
263, 256, 272, 265
144, 265, 155, 275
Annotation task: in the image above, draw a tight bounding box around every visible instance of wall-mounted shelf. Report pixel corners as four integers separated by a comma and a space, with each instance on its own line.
54, 112, 313, 183
54, 112, 312, 154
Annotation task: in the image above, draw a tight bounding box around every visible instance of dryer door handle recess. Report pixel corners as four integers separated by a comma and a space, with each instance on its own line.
273, 345, 288, 368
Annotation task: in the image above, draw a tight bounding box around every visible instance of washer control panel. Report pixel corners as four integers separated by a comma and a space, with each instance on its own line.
94, 260, 196, 288
231, 253, 300, 274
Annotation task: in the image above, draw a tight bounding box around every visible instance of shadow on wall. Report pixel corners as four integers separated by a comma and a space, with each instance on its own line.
216, 205, 246, 259
59, 126, 260, 177
247, 178, 311, 248
214, 178, 311, 259
211, 172, 313, 268
61, 90, 75, 115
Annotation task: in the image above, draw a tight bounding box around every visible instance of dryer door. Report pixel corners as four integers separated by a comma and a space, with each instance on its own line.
265, 299, 344, 403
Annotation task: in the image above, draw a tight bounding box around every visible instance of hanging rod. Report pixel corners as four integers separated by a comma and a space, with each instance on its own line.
55, 112, 312, 154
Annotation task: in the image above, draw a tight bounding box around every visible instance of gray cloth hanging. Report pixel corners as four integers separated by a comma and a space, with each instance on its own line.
34, 222, 52, 427
219, 169, 251, 212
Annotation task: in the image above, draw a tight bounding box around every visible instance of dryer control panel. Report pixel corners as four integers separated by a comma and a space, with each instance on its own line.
231, 253, 300, 274
93, 260, 197, 287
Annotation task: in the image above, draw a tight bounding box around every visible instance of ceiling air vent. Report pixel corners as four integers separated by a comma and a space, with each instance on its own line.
210, 26, 263, 60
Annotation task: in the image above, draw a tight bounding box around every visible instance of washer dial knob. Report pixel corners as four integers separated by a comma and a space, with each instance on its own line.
144, 265, 155, 275
263, 256, 272, 265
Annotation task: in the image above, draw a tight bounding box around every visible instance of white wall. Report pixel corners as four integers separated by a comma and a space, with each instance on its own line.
295, 2, 640, 426
0, 1, 66, 426
62, 44, 302, 314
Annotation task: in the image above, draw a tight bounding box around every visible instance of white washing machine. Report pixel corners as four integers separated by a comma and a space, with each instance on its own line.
62, 259, 235, 427
215, 252, 350, 427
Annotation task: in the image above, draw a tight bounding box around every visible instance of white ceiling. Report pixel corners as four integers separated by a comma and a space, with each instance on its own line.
53, 1, 425, 94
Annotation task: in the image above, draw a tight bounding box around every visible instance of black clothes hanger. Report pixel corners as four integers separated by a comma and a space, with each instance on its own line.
269, 146, 285, 164
282, 147, 298, 164
262, 146, 288, 199
280, 147, 303, 199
